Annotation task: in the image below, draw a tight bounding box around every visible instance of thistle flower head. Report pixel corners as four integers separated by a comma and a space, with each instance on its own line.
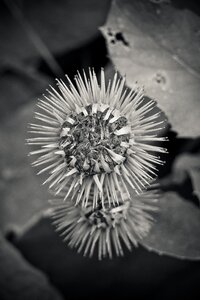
28, 69, 166, 208
51, 189, 158, 259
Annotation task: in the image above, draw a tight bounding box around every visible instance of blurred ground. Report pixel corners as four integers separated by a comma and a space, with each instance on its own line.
0, 0, 200, 299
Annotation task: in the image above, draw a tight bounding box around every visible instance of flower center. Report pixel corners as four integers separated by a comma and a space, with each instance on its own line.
83, 201, 129, 229
59, 104, 130, 175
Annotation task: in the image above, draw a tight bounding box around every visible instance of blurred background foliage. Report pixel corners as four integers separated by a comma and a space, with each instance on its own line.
0, 0, 200, 299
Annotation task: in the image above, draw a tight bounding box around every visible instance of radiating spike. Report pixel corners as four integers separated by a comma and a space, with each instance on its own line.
28, 69, 166, 236
93, 174, 103, 193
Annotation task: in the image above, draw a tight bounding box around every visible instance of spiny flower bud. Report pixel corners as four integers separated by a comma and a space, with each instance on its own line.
51, 189, 158, 259
28, 68, 166, 208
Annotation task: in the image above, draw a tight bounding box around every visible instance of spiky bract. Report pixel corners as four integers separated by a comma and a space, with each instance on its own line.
28, 69, 166, 209
51, 190, 158, 259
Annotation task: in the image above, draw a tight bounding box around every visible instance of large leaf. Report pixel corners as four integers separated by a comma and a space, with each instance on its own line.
0, 234, 63, 300
140, 191, 200, 260
101, 0, 200, 136
159, 153, 200, 204
190, 169, 200, 201
0, 102, 50, 232
173, 153, 200, 203
139, 149, 200, 260
0, 72, 50, 232
0, 68, 48, 121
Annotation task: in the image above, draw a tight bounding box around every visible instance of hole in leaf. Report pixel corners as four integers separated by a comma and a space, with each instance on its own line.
115, 32, 130, 47
107, 29, 130, 47
154, 72, 166, 85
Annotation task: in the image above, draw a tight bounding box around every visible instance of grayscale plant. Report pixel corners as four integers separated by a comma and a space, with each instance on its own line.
27, 69, 166, 258
51, 189, 158, 259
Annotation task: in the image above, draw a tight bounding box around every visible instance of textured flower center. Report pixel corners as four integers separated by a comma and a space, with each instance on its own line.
59, 104, 130, 175
83, 201, 129, 229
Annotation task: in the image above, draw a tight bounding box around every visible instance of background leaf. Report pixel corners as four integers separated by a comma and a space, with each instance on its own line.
0, 0, 110, 67
0, 234, 63, 300
0, 71, 50, 232
101, 0, 200, 136
140, 190, 200, 259
172, 153, 200, 203
190, 169, 200, 200
0, 101, 50, 232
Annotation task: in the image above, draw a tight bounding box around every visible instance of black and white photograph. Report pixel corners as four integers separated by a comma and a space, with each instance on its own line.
0, 0, 200, 299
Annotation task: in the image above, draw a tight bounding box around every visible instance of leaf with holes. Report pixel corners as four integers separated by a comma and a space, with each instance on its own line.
101, 0, 200, 137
